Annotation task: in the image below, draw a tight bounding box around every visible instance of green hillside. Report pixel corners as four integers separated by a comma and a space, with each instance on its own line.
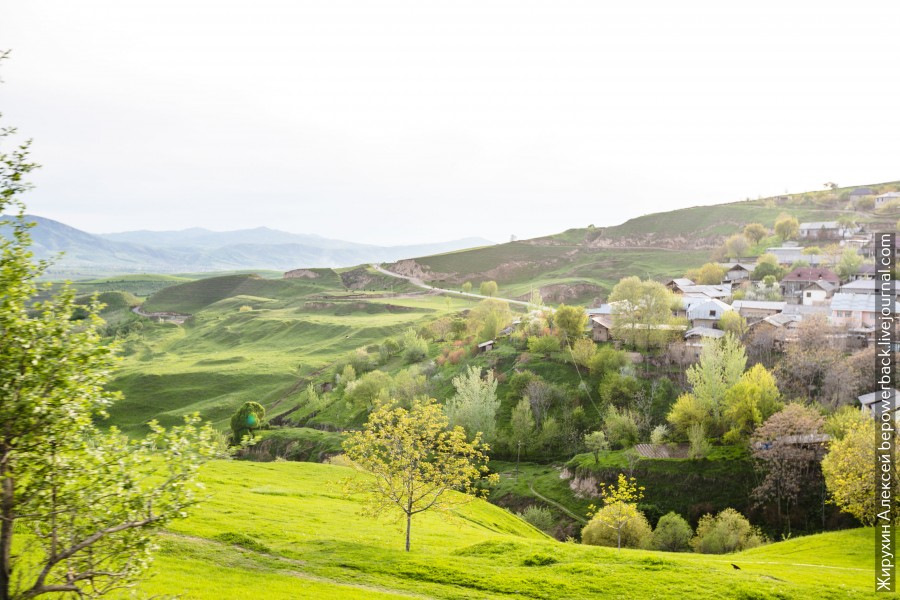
126, 460, 876, 599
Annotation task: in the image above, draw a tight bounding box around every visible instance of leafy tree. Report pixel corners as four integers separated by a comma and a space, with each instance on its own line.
570, 337, 597, 368
802, 245, 821, 256
342, 398, 497, 551
587, 346, 628, 378
527, 335, 560, 356
584, 431, 609, 465
691, 509, 763, 554
687, 423, 711, 459
429, 317, 453, 341
467, 299, 512, 341
685, 262, 725, 285
583, 474, 648, 550
479, 280, 498, 297
722, 364, 783, 442
609, 277, 678, 350
603, 406, 640, 449
340, 364, 357, 385
554, 304, 587, 343
508, 398, 536, 472
750, 404, 825, 535
652, 512, 693, 552
401, 328, 428, 363
667, 394, 706, 438
724, 234, 750, 258
751, 254, 785, 281
461, 281, 472, 293
674, 334, 746, 437
821, 418, 890, 525
517, 506, 554, 533
836, 248, 863, 280
444, 366, 500, 443
597, 372, 641, 408
650, 424, 669, 446
0, 119, 219, 598
743, 223, 768, 244
718, 311, 747, 337
774, 214, 799, 240
230, 401, 266, 441
344, 370, 393, 409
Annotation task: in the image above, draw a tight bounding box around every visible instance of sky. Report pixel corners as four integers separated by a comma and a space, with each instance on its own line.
1, 1, 899, 245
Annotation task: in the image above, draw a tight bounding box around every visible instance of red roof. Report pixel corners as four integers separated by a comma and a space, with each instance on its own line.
781, 267, 840, 283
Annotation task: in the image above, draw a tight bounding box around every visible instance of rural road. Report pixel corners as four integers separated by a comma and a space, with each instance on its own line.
371, 264, 550, 311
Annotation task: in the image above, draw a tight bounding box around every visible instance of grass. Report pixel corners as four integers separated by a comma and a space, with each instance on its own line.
121, 460, 878, 599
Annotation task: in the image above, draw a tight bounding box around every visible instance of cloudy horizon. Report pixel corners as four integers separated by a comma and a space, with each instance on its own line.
2, 1, 899, 245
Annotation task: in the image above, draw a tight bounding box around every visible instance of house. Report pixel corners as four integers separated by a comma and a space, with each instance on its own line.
680, 284, 732, 300
840, 279, 900, 298
767, 244, 824, 267
590, 315, 614, 342
665, 278, 695, 293
798, 221, 843, 241
830, 293, 900, 329
586, 304, 614, 319
673, 296, 707, 319
858, 389, 900, 419
731, 300, 786, 321
477, 340, 495, 353
849, 187, 876, 203
779, 267, 840, 302
669, 327, 726, 364
686, 298, 734, 329
719, 261, 755, 282
800, 279, 837, 305
875, 192, 900, 208
684, 327, 726, 342
848, 263, 877, 281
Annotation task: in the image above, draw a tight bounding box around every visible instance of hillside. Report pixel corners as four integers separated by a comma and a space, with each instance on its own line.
387, 184, 900, 304
126, 460, 876, 599
10, 215, 493, 278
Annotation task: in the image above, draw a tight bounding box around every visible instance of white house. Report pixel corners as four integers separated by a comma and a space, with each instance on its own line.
731, 300, 786, 320
858, 389, 900, 419
687, 298, 734, 328
798, 221, 843, 241
875, 192, 900, 208
800, 280, 837, 305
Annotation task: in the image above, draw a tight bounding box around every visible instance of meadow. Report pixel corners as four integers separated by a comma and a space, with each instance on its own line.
126, 460, 878, 599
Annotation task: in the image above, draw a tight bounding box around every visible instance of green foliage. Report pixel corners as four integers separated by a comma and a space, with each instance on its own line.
461, 281, 472, 293
743, 223, 768, 244
723, 234, 750, 258
603, 406, 640, 449
822, 418, 882, 525
598, 372, 641, 408
344, 370, 393, 410
582, 506, 652, 549
479, 280, 498, 297
508, 398, 536, 457
445, 366, 500, 442
587, 346, 628, 378
554, 304, 587, 343
685, 262, 725, 285
467, 298, 512, 341
401, 328, 428, 363
527, 335, 561, 356
609, 277, 679, 350
774, 214, 799, 240
718, 311, 747, 337
570, 337, 596, 368
584, 431, 609, 464
688, 423, 711, 459
230, 401, 266, 441
652, 512, 694, 552
722, 364, 783, 441
517, 506, 555, 533
691, 508, 763, 554
836, 247, 863, 279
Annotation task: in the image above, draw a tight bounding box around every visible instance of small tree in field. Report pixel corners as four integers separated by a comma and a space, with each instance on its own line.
479, 280, 498, 297
584, 474, 646, 550
461, 281, 472, 293
230, 401, 266, 442
342, 399, 497, 551
0, 111, 220, 599
584, 431, 609, 465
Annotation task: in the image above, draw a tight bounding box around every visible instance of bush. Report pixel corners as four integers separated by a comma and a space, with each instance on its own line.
652, 512, 693, 552
401, 329, 428, 363
687, 423, 710, 459
691, 508, 763, 554
238, 305, 252, 312
581, 506, 652, 549
603, 406, 639, 449
650, 424, 669, 446
517, 505, 554, 533
521, 553, 557, 566
527, 335, 560, 356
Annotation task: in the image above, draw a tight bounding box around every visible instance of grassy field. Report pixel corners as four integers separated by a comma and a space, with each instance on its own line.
105, 274, 481, 435
122, 460, 878, 599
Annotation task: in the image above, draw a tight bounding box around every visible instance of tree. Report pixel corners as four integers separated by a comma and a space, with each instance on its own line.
724, 234, 750, 258
479, 281, 498, 297
752, 253, 785, 281
461, 281, 472, 293
718, 311, 747, 338
527, 335, 560, 356
467, 299, 512, 341
743, 223, 768, 244
821, 418, 891, 525
609, 277, 678, 350
751, 404, 825, 535
685, 263, 725, 285
584, 431, 609, 464
570, 337, 597, 368
508, 398, 535, 474
444, 366, 500, 443
583, 474, 647, 550
230, 401, 266, 441
342, 399, 496, 551
587, 346, 628, 378
344, 370, 393, 410
554, 304, 587, 343
603, 406, 640, 449
774, 214, 799, 240
681, 334, 746, 436
722, 364, 783, 442
401, 328, 428, 363
652, 512, 693, 552
836, 248, 863, 280
691, 509, 763, 554
0, 118, 219, 598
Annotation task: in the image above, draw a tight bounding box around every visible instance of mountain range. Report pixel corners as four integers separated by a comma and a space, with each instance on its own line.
11, 215, 494, 278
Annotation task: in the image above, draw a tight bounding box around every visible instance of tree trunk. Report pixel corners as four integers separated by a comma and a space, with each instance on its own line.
405, 511, 412, 552
0, 452, 12, 600
617, 527, 622, 550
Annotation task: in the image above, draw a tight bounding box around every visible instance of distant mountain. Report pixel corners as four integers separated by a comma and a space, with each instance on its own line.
8, 215, 493, 278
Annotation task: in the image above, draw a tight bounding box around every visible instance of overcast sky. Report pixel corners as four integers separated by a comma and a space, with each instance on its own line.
2, 2, 898, 245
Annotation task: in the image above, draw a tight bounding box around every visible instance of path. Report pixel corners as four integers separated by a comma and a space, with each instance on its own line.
131, 305, 191, 325
371, 264, 551, 311
527, 480, 588, 524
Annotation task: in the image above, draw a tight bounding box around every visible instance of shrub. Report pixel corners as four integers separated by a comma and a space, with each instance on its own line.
238, 305, 252, 312
230, 401, 266, 442
581, 506, 652, 549
401, 329, 428, 363
521, 553, 558, 566
691, 508, 763, 554
650, 424, 669, 446
527, 335, 560, 356
652, 512, 693, 552
447, 348, 466, 365
603, 406, 639, 449
517, 505, 554, 533
687, 423, 710, 459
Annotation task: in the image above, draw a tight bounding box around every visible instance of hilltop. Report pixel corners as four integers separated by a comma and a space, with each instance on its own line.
386, 183, 900, 304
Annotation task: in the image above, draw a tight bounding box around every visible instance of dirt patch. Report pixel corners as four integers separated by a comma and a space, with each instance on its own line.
283, 268, 320, 279
517, 283, 604, 304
